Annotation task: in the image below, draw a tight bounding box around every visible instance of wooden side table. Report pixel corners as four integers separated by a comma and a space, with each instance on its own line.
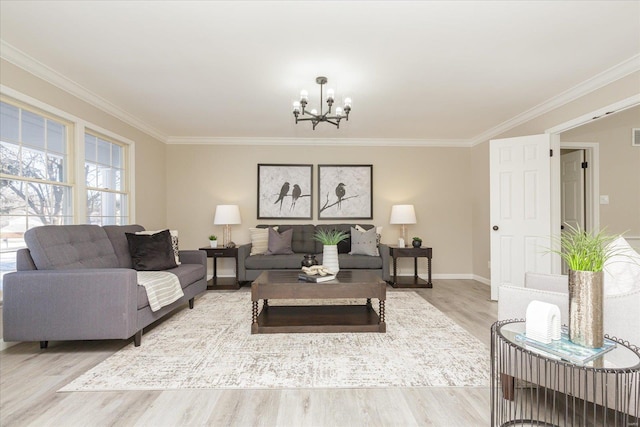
199, 246, 239, 290
388, 245, 433, 288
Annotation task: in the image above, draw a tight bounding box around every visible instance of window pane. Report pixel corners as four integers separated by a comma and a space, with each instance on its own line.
1, 181, 28, 217
0, 101, 19, 142
21, 147, 47, 180
1, 141, 20, 176
26, 182, 72, 225
47, 120, 65, 153
85, 134, 96, 162
87, 191, 127, 225
85, 163, 98, 188
112, 144, 122, 168
97, 138, 110, 166
113, 168, 123, 191
47, 153, 65, 183
22, 110, 45, 148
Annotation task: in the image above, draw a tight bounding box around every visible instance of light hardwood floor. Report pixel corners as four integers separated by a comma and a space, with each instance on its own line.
0, 279, 497, 426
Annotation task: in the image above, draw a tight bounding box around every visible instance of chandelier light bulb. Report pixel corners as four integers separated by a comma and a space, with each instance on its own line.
310, 109, 318, 115
326, 88, 335, 101
336, 107, 343, 117
292, 101, 301, 112
300, 90, 309, 102
344, 97, 352, 107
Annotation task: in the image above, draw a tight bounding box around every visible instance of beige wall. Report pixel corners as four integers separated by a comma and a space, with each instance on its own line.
470, 71, 640, 281
0, 59, 168, 228
166, 144, 472, 277
561, 106, 640, 236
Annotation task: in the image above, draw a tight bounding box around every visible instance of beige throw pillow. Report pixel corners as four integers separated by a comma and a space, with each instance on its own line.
249, 226, 278, 255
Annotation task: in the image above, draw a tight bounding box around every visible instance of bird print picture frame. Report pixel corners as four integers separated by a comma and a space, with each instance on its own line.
318, 164, 373, 220
257, 164, 313, 219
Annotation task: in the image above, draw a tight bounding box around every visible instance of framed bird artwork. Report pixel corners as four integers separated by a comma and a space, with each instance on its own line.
318, 164, 373, 220
257, 164, 313, 219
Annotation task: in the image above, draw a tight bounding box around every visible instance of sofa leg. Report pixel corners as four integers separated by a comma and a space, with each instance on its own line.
39, 341, 48, 349
134, 330, 142, 347
189, 297, 194, 309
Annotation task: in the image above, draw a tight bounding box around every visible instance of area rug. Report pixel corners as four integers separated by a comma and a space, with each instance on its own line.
60, 291, 490, 391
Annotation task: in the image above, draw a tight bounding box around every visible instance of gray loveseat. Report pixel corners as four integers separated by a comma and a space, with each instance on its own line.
238, 224, 390, 282
2, 224, 207, 348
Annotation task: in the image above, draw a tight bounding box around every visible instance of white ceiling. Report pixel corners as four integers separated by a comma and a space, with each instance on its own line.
1, 1, 639, 144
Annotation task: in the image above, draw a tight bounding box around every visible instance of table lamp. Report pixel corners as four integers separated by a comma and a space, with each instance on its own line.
214, 204, 242, 247
389, 204, 416, 248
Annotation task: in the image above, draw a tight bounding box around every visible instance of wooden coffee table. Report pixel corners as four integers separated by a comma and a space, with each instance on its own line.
251, 270, 387, 334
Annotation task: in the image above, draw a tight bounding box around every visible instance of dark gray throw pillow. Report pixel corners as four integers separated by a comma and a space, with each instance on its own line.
266, 227, 294, 255
126, 229, 178, 271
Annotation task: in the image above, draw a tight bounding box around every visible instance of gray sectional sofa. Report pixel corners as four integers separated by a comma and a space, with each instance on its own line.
238, 224, 390, 282
2, 224, 207, 348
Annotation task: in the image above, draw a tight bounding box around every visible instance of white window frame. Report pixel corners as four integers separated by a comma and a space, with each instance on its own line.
1, 85, 136, 224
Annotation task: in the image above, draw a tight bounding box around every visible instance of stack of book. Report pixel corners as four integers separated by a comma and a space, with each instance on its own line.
298, 273, 336, 283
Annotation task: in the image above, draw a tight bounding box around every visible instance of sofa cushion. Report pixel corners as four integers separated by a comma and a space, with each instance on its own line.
266, 227, 294, 255
24, 224, 119, 270
258, 224, 317, 254
126, 230, 178, 271
104, 224, 145, 268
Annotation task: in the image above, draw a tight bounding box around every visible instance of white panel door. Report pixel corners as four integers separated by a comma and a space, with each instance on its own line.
490, 134, 552, 300
560, 149, 585, 274
561, 149, 585, 231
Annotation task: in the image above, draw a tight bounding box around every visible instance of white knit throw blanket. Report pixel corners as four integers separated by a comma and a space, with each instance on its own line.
137, 271, 184, 312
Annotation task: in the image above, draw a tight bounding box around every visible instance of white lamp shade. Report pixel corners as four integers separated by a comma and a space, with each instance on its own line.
214, 205, 242, 225
389, 204, 416, 224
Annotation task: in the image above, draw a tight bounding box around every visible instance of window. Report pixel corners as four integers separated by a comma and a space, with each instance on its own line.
0, 100, 73, 282
85, 132, 128, 225
0, 94, 133, 286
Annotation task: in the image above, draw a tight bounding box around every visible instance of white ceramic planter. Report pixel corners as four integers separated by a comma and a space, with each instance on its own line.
209, 240, 218, 248
322, 245, 339, 274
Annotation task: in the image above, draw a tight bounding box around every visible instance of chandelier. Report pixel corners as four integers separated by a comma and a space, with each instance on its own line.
292, 76, 351, 130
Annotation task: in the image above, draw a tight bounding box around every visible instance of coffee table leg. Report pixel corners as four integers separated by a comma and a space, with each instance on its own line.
252, 300, 258, 324
379, 299, 386, 332
366, 298, 372, 308
263, 299, 269, 309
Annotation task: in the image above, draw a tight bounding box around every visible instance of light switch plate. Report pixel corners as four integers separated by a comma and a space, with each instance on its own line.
600, 195, 609, 205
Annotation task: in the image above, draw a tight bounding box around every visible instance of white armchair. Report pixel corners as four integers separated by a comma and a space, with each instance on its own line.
498, 272, 640, 347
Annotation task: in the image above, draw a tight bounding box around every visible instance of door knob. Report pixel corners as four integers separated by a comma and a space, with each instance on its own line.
492, 225, 499, 231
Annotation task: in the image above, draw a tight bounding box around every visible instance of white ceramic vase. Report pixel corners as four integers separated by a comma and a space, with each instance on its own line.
322, 245, 340, 274
209, 240, 218, 248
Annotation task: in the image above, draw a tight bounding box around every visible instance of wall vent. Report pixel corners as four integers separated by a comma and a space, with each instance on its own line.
634, 128, 640, 147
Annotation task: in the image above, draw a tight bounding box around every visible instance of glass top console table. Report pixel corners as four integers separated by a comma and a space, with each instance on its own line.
491, 319, 640, 426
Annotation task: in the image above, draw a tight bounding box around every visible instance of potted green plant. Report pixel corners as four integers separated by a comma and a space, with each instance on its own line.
313, 229, 349, 274
412, 237, 422, 248
208, 234, 218, 248
551, 224, 618, 348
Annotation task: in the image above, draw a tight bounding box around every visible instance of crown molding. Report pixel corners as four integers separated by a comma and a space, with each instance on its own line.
0, 40, 168, 143
469, 54, 640, 146
165, 136, 472, 147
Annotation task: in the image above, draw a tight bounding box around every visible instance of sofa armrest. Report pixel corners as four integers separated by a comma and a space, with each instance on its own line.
497, 284, 569, 324
378, 243, 390, 281
2, 268, 139, 342
237, 243, 252, 281
179, 249, 206, 268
